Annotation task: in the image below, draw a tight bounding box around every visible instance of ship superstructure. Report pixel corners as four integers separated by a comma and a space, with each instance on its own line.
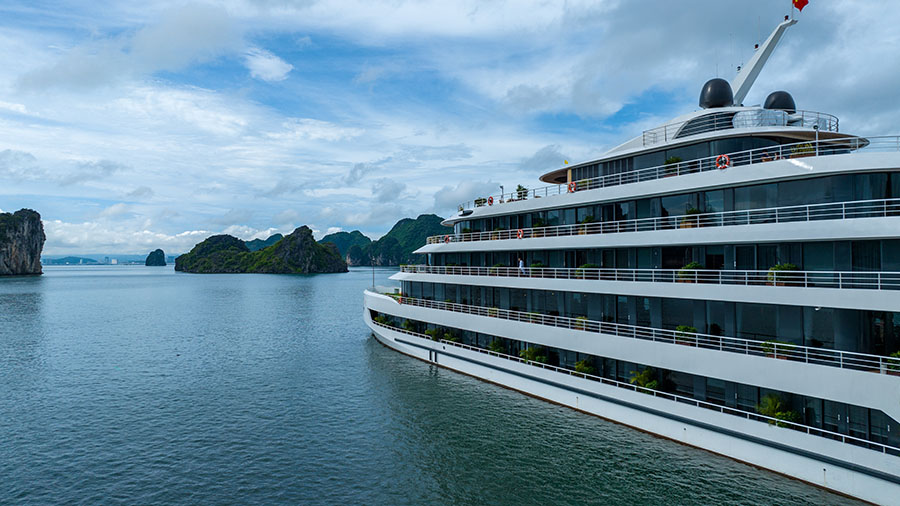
363, 17, 900, 503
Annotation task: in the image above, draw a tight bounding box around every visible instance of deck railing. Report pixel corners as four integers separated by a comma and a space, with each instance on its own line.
455, 135, 900, 211
642, 109, 839, 146
429, 197, 900, 245
399, 265, 900, 291
382, 295, 900, 376
369, 317, 899, 456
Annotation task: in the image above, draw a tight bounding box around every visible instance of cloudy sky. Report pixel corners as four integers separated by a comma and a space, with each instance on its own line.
1, 0, 897, 254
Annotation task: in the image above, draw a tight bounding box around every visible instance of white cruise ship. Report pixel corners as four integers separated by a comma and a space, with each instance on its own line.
363, 16, 900, 504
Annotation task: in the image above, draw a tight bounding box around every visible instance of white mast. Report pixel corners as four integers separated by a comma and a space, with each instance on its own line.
731, 17, 797, 106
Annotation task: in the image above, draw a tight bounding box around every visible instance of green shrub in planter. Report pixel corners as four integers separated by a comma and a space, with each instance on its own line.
488, 339, 505, 353
519, 346, 548, 363
574, 358, 596, 376
767, 263, 800, 285
757, 394, 801, 427
675, 325, 698, 345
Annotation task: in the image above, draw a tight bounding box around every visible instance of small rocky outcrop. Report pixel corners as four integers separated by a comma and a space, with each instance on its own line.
0, 209, 46, 276
174, 226, 347, 274
145, 249, 166, 266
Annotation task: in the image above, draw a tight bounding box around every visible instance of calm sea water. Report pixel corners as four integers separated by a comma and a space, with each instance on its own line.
0, 266, 859, 505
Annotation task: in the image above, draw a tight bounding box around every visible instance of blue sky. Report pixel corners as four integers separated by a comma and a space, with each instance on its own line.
1, 0, 898, 254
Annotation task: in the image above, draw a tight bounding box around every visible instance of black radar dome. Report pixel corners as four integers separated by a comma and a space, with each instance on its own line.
699, 78, 734, 109
764, 91, 796, 113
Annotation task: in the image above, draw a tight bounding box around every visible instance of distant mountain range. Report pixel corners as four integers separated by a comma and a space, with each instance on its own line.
319, 214, 445, 266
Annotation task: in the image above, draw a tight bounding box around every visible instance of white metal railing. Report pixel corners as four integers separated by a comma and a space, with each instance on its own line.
455, 135, 900, 211
399, 265, 900, 291
369, 317, 900, 456
381, 295, 900, 376
430, 197, 900, 245
642, 109, 839, 146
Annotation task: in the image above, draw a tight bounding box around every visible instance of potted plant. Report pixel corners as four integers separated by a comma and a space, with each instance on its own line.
790, 142, 815, 159
488, 339, 505, 354
424, 328, 440, 341
885, 351, 900, 376
443, 332, 461, 343
489, 263, 505, 276
757, 394, 801, 427
675, 325, 697, 345
663, 156, 682, 177
761, 340, 796, 359
487, 307, 499, 317
461, 227, 472, 234
574, 358, 597, 376
679, 207, 701, 228
767, 263, 800, 286
474, 197, 487, 207
574, 316, 588, 330
629, 367, 659, 393
519, 346, 548, 364
575, 263, 599, 280
516, 184, 528, 200
677, 262, 703, 283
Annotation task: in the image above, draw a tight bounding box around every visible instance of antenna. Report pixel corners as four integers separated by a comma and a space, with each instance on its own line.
731, 17, 797, 106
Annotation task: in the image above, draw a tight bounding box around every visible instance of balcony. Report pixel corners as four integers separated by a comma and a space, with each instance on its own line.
429, 197, 900, 245
384, 295, 900, 377
399, 265, 900, 291
453, 135, 900, 212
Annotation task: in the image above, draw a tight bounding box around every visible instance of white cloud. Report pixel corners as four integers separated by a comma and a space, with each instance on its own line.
0, 101, 28, 114
244, 47, 293, 81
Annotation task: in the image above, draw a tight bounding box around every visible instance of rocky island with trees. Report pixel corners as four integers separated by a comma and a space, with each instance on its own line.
175, 225, 347, 274
0, 209, 46, 276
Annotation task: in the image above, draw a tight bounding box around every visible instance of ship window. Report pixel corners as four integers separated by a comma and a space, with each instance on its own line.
705, 245, 724, 270
848, 405, 868, 440
706, 301, 727, 336
660, 193, 695, 217
661, 246, 690, 269
636, 297, 651, 327
706, 378, 726, 406
702, 189, 725, 214
616, 296, 629, 324
883, 240, 900, 270
734, 183, 776, 211
854, 173, 889, 200
823, 400, 844, 433
546, 209, 560, 227
736, 303, 777, 341
803, 306, 834, 349
852, 241, 881, 271
736, 384, 758, 411
666, 142, 710, 165
735, 246, 755, 270
804, 397, 823, 428
756, 244, 778, 270
661, 298, 692, 330
804, 242, 834, 271
633, 150, 665, 171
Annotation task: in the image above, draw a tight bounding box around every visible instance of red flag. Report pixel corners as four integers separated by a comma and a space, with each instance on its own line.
793, 0, 809, 11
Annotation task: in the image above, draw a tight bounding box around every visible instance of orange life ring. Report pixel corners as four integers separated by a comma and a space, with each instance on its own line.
567, 181, 576, 193
488, 196, 493, 206
715, 154, 730, 170
516, 229, 524, 239
444, 235, 450, 243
